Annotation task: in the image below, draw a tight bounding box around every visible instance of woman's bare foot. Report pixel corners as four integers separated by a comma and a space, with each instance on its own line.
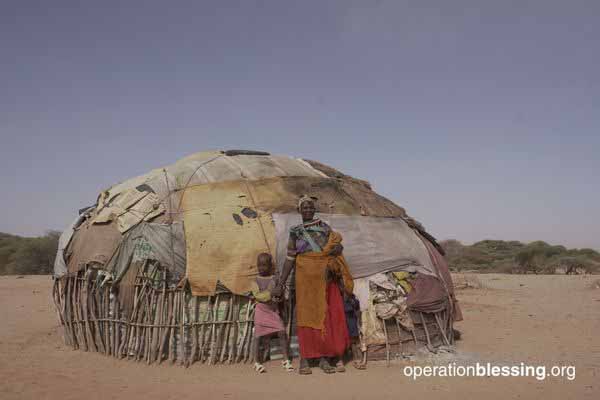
299, 358, 312, 375
318, 357, 335, 374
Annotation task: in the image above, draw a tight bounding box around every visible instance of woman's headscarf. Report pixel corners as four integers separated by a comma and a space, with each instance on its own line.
297, 195, 318, 210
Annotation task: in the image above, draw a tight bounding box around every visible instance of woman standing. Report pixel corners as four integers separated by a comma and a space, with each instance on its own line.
272, 196, 354, 374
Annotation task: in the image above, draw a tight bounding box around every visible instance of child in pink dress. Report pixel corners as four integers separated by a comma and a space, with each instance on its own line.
251, 253, 294, 373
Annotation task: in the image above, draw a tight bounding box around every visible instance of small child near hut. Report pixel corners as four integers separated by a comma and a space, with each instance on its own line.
344, 293, 366, 369
251, 253, 294, 373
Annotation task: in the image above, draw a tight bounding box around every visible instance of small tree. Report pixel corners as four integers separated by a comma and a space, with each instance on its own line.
4, 231, 60, 275
515, 248, 548, 274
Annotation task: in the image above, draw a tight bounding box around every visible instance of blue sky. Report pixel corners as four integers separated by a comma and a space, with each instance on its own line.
1, 1, 598, 249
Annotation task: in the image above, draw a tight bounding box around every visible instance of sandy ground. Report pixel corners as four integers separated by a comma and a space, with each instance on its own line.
1, 274, 599, 400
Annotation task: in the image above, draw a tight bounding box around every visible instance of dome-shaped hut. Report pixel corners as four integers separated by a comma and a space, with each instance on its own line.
52, 150, 461, 365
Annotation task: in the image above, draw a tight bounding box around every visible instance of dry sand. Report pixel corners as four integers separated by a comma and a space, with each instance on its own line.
1, 274, 599, 399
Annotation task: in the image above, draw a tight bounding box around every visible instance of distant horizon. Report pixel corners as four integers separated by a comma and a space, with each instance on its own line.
1, 146, 598, 253
4, 227, 598, 252
2, 1, 599, 250
2, 146, 599, 251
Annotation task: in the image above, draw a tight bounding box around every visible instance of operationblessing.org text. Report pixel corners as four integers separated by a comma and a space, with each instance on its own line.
403, 362, 576, 381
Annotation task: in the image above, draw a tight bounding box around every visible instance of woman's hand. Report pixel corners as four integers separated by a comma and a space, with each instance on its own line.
271, 283, 283, 298
328, 243, 343, 256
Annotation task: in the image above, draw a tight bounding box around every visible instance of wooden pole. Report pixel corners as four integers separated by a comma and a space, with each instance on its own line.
158, 289, 174, 364
151, 277, 164, 363
104, 284, 111, 356
219, 295, 233, 363
244, 307, 254, 363
188, 296, 199, 366
382, 318, 390, 366
125, 273, 140, 359
169, 289, 179, 364
420, 312, 436, 353
208, 294, 220, 365
52, 280, 67, 344
228, 297, 240, 364
434, 312, 451, 347
237, 299, 250, 362
199, 295, 213, 362
178, 288, 186, 366
75, 273, 89, 351
90, 278, 106, 354
114, 294, 121, 358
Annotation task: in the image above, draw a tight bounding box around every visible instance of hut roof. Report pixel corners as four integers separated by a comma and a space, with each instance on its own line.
55, 150, 441, 296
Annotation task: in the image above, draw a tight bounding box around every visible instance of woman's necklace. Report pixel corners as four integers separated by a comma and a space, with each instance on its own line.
302, 218, 321, 228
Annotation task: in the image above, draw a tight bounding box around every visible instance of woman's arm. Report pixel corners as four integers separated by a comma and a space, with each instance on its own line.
272, 234, 296, 298
273, 258, 294, 298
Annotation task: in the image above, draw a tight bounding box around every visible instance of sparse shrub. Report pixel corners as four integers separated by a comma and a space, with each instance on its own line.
0, 231, 60, 275
442, 238, 599, 275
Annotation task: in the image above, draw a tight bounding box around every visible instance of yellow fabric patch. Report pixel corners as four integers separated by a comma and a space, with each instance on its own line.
392, 271, 413, 293
181, 180, 276, 296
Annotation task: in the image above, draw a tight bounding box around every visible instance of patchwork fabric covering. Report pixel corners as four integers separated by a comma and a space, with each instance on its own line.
52, 149, 460, 366
272, 213, 437, 279
54, 149, 454, 312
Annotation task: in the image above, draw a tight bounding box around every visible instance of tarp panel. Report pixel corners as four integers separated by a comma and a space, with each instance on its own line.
87, 152, 398, 236
272, 213, 436, 279
116, 192, 166, 233
175, 176, 388, 217
155, 153, 326, 192
274, 156, 329, 178
105, 222, 186, 282
53, 207, 93, 277
340, 180, 406, 217
195, 156, 245, 183
417, 234, 463, 321
179, 178, 422, 294
171, 153, 229, 186
221, 155, 327, 181
65, 220, 122, 273
105, 171, 157, 203
182, 182, 276, 296
92, 188, 149, 225
247, 177, 403, 217
406, 273, 448, 313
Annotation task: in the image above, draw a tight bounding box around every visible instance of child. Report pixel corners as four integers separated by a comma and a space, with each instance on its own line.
344, 293, 366, 369
251, 253, 294, 373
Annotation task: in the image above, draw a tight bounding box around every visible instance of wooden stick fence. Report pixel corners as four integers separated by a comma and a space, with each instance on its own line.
367, 309, 454, 362
52, 264, 455, 366
52, 265, 256, 366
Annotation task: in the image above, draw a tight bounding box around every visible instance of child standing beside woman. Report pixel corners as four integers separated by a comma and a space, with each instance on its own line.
251, 253, 294, 373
